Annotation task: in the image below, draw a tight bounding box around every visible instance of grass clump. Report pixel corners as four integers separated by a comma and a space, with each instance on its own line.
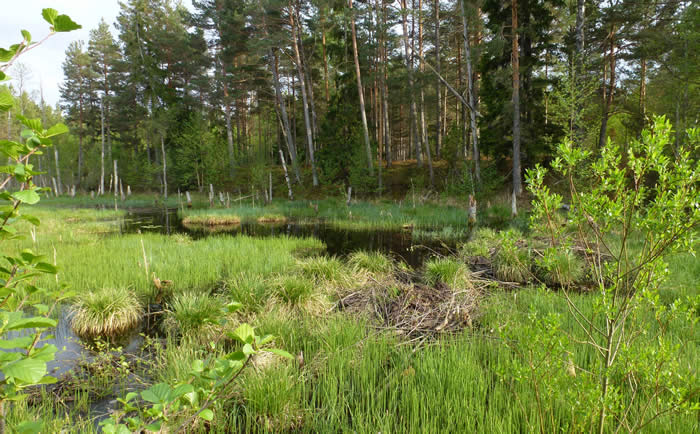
227, 272, 268, 311
347, 250, 393, 274
424, 257, 472, 290
298, 256, 345, 284
536, 248, 585, 287
71, 287, 142, 339
273, 275, 315, 306
493, 230, 531, 283
257, 214, 287, 223
460, 227, 499, 258
181, 214, 241, 226
164, 292, 223, 337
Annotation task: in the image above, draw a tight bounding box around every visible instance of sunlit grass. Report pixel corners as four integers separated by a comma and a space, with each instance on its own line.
70, 287, 142, 339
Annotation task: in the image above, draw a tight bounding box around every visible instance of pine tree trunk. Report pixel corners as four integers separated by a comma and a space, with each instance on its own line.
321, 8, 330, 104
598, 26, 615, 149
418, 0, 434, 187
290, 3, 319, 186
100, 97, 105, 195
350, 0, 375, 175
382, 0, 392, 168
461, 0, 481, 184
434, 0, 442, 158
400, 0, 422, 167
511, 0, 521, 196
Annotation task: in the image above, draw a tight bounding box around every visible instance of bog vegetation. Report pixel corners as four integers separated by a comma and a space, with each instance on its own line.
1, 2, 698, 434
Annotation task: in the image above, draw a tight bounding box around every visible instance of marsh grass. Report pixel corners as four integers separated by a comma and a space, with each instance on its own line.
424, 257, 473, 290
181, 214, 241, 226
70, 287, 142, 339
535, 249, 585, 287
226, 272, 269, 312
297, 256, 346, 285
273, 275, 315, 306
347, 250, 394, 274
256, 214, 287, 223
460, 227, 500, 258
492, 230, 531, 283
164, 292, 224, 338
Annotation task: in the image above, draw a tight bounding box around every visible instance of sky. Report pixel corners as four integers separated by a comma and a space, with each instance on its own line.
1, 1, 192, 107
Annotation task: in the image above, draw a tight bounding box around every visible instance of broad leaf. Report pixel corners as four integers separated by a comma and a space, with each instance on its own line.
5, 316, 57, 331
199, 409, 214, 421
232, 323, 255, 344
44, 123, 69, 138
12, 190, 40, 205
267, 348, 294, 359
141, 383, 173, 404
21, 30, 31, 44
0, 91, 13, 112
53, 15, 81, 32
14, 420, 42, 434
42, 8, 58, 25
2, 358, 47, 383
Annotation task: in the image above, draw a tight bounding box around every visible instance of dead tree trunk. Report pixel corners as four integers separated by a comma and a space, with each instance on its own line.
161, 135, 167, 198
100, 97, 105, 195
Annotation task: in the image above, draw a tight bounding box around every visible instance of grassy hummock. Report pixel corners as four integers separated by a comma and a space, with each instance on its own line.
70, 287, 142, 339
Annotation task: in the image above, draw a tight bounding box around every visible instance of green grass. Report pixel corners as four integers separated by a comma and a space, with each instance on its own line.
70, 287, 142, 339
347, 250, 394, 274
535, 248, 585, 287
164, 292, 224, 338
4, 206, 698, 433
424, 257, 472, 289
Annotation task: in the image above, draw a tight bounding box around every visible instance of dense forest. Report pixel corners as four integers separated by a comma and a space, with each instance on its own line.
2, 0, 697, 199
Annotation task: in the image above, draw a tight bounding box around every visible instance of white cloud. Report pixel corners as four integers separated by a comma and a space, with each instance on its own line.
1, 0, 193, 108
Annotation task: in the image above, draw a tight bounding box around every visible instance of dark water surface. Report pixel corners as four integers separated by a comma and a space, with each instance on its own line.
119, 207, 466, 268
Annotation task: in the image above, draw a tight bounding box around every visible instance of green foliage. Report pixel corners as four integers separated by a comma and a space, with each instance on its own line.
0, 11, 79, 432
70, 287, 142, 339
101, 302, 292, 433
513, 116, 700, 431
273, 275, 314, 306
535, 248, 584, 287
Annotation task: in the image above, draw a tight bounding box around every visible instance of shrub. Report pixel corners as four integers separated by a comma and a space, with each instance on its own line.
71, 288, 142, 339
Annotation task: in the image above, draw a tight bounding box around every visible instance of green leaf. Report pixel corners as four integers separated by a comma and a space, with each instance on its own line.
199, 409, 214, 421
232, 323, 255, 344
0, 91, 13, 112
5, 316, 57, 331
0, 336, 34, 349
14, 420, 42, 434
2, 358, 47, 383
42, 8, 58, 25
35, 263, 58, 274
44, 123, 69, 138
141, 383, 173, 404
53, 15, 81, 32
0, 47, 18, 63
12, 190, 40, 205
266, 348, 294, 359
19, 214, 40, 226
17, 115, 42, 132
0, 70, 7, 82
21, 30, 31, 44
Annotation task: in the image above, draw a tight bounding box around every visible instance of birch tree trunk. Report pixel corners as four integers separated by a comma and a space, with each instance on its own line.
290, 3, 319, 186
54, 147, 62, 195
350, 0, 375, 175
400, 0, 422, 167
511, 0, 522, 196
